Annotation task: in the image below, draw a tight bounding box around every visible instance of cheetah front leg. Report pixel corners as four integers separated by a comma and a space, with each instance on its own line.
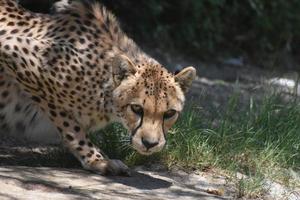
50, 110, 130, 176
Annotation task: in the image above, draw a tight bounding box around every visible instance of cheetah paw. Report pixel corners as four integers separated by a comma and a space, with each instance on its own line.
86, 159, 131, 176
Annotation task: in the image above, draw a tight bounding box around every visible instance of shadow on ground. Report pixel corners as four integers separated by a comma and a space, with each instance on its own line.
0, 145, 80, 168
0, 166, 227, 200
0, 146, 229, 199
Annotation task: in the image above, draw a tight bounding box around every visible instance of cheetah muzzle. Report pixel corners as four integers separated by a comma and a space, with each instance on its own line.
0, 0, 196, 175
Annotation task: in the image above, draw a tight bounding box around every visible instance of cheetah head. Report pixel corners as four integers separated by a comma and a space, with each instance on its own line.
112, 55, 196, 155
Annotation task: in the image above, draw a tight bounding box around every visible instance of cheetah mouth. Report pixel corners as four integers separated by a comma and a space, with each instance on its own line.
137, 149, 155, 156
133, 144, 163, 155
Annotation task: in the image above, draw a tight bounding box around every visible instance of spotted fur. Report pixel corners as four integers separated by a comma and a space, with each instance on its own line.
0, 0, 196, 175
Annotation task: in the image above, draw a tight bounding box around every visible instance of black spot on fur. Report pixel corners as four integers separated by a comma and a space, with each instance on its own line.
66, 134, 74, 141
79, 140, 85, 146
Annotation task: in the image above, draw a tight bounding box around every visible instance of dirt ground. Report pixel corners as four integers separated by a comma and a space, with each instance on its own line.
0, 165, 235, 200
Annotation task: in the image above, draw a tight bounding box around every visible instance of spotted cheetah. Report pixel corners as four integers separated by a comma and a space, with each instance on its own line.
0, 0, 196, 175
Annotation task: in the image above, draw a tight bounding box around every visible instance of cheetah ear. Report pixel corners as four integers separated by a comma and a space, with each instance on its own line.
174, 66, 196, 93
112, 55, 137, 86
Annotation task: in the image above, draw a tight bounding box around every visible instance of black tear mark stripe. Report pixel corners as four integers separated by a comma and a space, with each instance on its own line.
162, 119, 166, 141
131, 114, 144, 139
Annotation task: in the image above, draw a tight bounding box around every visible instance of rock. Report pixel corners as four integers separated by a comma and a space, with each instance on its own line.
263, 179, 300, 200
222, 57, 244, 67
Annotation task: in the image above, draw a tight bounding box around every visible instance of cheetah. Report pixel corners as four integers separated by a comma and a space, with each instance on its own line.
0, 0, 196, 175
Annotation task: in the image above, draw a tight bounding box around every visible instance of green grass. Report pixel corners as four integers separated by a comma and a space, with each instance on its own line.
90, 94, 300, 198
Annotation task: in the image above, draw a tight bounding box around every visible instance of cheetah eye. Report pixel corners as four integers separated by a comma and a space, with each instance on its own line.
163, 109, 177, 120
131, 104, 143, 116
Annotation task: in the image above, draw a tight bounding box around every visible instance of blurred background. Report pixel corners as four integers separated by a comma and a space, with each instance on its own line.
19, 0, 300, 70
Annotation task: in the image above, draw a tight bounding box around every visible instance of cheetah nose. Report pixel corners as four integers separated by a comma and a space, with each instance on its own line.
142, 137, 159, 149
